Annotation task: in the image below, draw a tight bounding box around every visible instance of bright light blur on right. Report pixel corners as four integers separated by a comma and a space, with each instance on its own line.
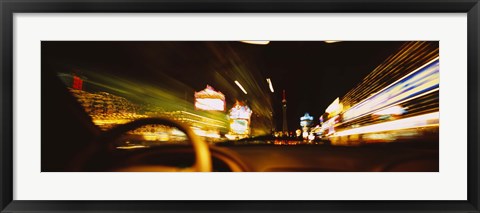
315, 41, 439, 145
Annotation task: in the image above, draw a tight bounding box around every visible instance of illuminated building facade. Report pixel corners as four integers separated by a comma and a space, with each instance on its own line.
340, 41, 438, 110
69, 88, 145, 130
320, 41, 440, 144
226, 101, 253, 139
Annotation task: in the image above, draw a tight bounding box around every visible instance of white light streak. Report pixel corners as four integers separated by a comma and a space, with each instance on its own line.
372, 105, 405, 116
325, 97, 341, 113
235, 80, 248, 94
333, 112, 439, 137
266, 78, 274, 93
343, 57, 439, 120
240, 41, 270, 45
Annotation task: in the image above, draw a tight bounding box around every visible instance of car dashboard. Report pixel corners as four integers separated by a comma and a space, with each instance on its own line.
109, 142, 439, 172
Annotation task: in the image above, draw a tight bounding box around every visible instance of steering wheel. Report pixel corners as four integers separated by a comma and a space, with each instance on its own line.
73, 117, 212, 172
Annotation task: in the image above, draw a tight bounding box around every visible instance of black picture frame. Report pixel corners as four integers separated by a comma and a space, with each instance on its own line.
1, 0, 479, 212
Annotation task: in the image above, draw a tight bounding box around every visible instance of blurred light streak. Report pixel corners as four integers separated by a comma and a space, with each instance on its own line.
325, 97, 342, 115
142, 133, 168, 141
343, 58, 439, 121
344, 88, 439, 125
116, 145, 148, 150
333, 112, 439, 137
169, 111, 226, 125
266, 78, 275, 93
192, 128, 221, 139
234, 80, 248, 94
324, 41, 341, 43
176, 117, 226, 129
341, 41, 439, 109
372, 105, 405, 116
240, 41, 270, 45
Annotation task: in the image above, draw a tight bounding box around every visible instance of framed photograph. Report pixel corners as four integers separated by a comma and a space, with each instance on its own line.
1, 0, 479, 212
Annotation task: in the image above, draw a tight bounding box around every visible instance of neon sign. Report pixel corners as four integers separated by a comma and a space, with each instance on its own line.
194, 85, 225, 111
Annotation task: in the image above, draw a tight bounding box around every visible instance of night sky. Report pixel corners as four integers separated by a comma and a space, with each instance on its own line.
42, 41, 406, 131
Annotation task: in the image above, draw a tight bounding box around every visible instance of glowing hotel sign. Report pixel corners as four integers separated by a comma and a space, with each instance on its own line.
300, 113, 314, 127
194, 85, 225, 111
228, 101, 253, 135
229, 103, 252, 120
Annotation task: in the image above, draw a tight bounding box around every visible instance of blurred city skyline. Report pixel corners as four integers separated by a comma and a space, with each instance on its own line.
43, 41, 429, 132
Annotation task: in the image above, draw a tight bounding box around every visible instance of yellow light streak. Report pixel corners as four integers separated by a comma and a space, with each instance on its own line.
192, 128, 221, 138
116, 145, 148, 150
325, 97, 342, 114
169, 111, 225, 125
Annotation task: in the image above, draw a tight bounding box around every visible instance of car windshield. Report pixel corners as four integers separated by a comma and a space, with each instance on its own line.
44, 41, 439, 148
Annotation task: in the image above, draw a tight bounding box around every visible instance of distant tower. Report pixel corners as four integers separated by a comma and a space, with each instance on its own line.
282, 90, 288, 133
